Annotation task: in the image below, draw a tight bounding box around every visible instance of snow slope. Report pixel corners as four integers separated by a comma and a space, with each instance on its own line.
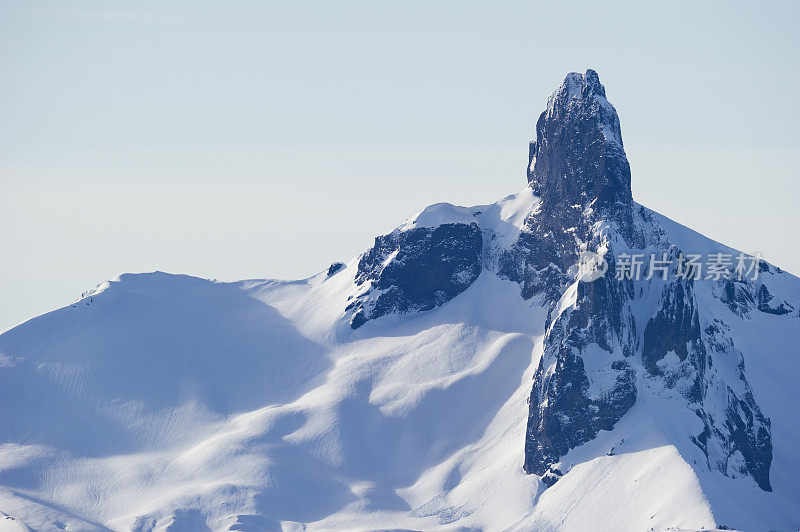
1, 69, 798, 531
0, 274, 694, 531
2, 192, 795, 530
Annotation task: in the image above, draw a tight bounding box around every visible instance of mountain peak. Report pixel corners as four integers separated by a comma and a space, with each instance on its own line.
528, 69, 632, 228
557, 69, 606, 101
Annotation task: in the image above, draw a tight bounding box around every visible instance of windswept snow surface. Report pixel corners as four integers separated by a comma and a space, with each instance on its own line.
0, 268, 552, 531
0, 188, 797, 531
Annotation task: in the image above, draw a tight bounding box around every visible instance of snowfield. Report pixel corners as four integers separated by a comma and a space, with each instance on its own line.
0, 187, 797, 531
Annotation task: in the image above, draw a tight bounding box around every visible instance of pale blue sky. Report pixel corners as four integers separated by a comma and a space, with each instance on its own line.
1, 1, 799, 332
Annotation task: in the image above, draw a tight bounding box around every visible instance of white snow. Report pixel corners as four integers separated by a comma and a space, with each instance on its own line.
0, 188, 797, 531
398, 202, 479, 232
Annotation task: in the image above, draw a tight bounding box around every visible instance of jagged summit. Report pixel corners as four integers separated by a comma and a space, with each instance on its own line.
528, 69, 632, 233
558, 69, 607, 100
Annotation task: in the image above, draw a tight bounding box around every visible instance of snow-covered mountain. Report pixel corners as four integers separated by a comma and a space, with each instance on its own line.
1, 70, 798, 532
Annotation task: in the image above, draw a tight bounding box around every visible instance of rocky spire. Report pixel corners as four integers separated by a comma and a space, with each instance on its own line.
522, 70, 640, 479
527, 69, 633, 237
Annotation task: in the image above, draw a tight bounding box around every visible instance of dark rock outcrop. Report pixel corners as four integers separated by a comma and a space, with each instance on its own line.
642, 280, 704, 378
524, 334, 637, 476
520, 70, 775, 492
341, 68, 781, 493
522, 71, 640, 477
347, 223, 482, 329
527, 69, 634, 243
327, 262, 345, 277
695, 320, 773, 491
720, 279, 754, 317
756, 283, 793, 315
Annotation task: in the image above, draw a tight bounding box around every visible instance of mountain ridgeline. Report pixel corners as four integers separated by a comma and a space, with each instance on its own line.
348, 70, 793, 492
1, 70, 798, 530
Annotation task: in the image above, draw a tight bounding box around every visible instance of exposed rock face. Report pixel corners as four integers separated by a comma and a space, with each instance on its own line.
756, 283, 793, 315
327, 262, 345, 277
639, 276, 773, 491
698, 319, 773, 491
519, 70, 640, 476
342, 69, 782, 493
527, 69, 634, 243
721, 279, 754, 317
524, 277, 638, 475
642, 280, 704, 378
518, 71, 775, 492
347, 223, 482, 329
499, 70, 640, 301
